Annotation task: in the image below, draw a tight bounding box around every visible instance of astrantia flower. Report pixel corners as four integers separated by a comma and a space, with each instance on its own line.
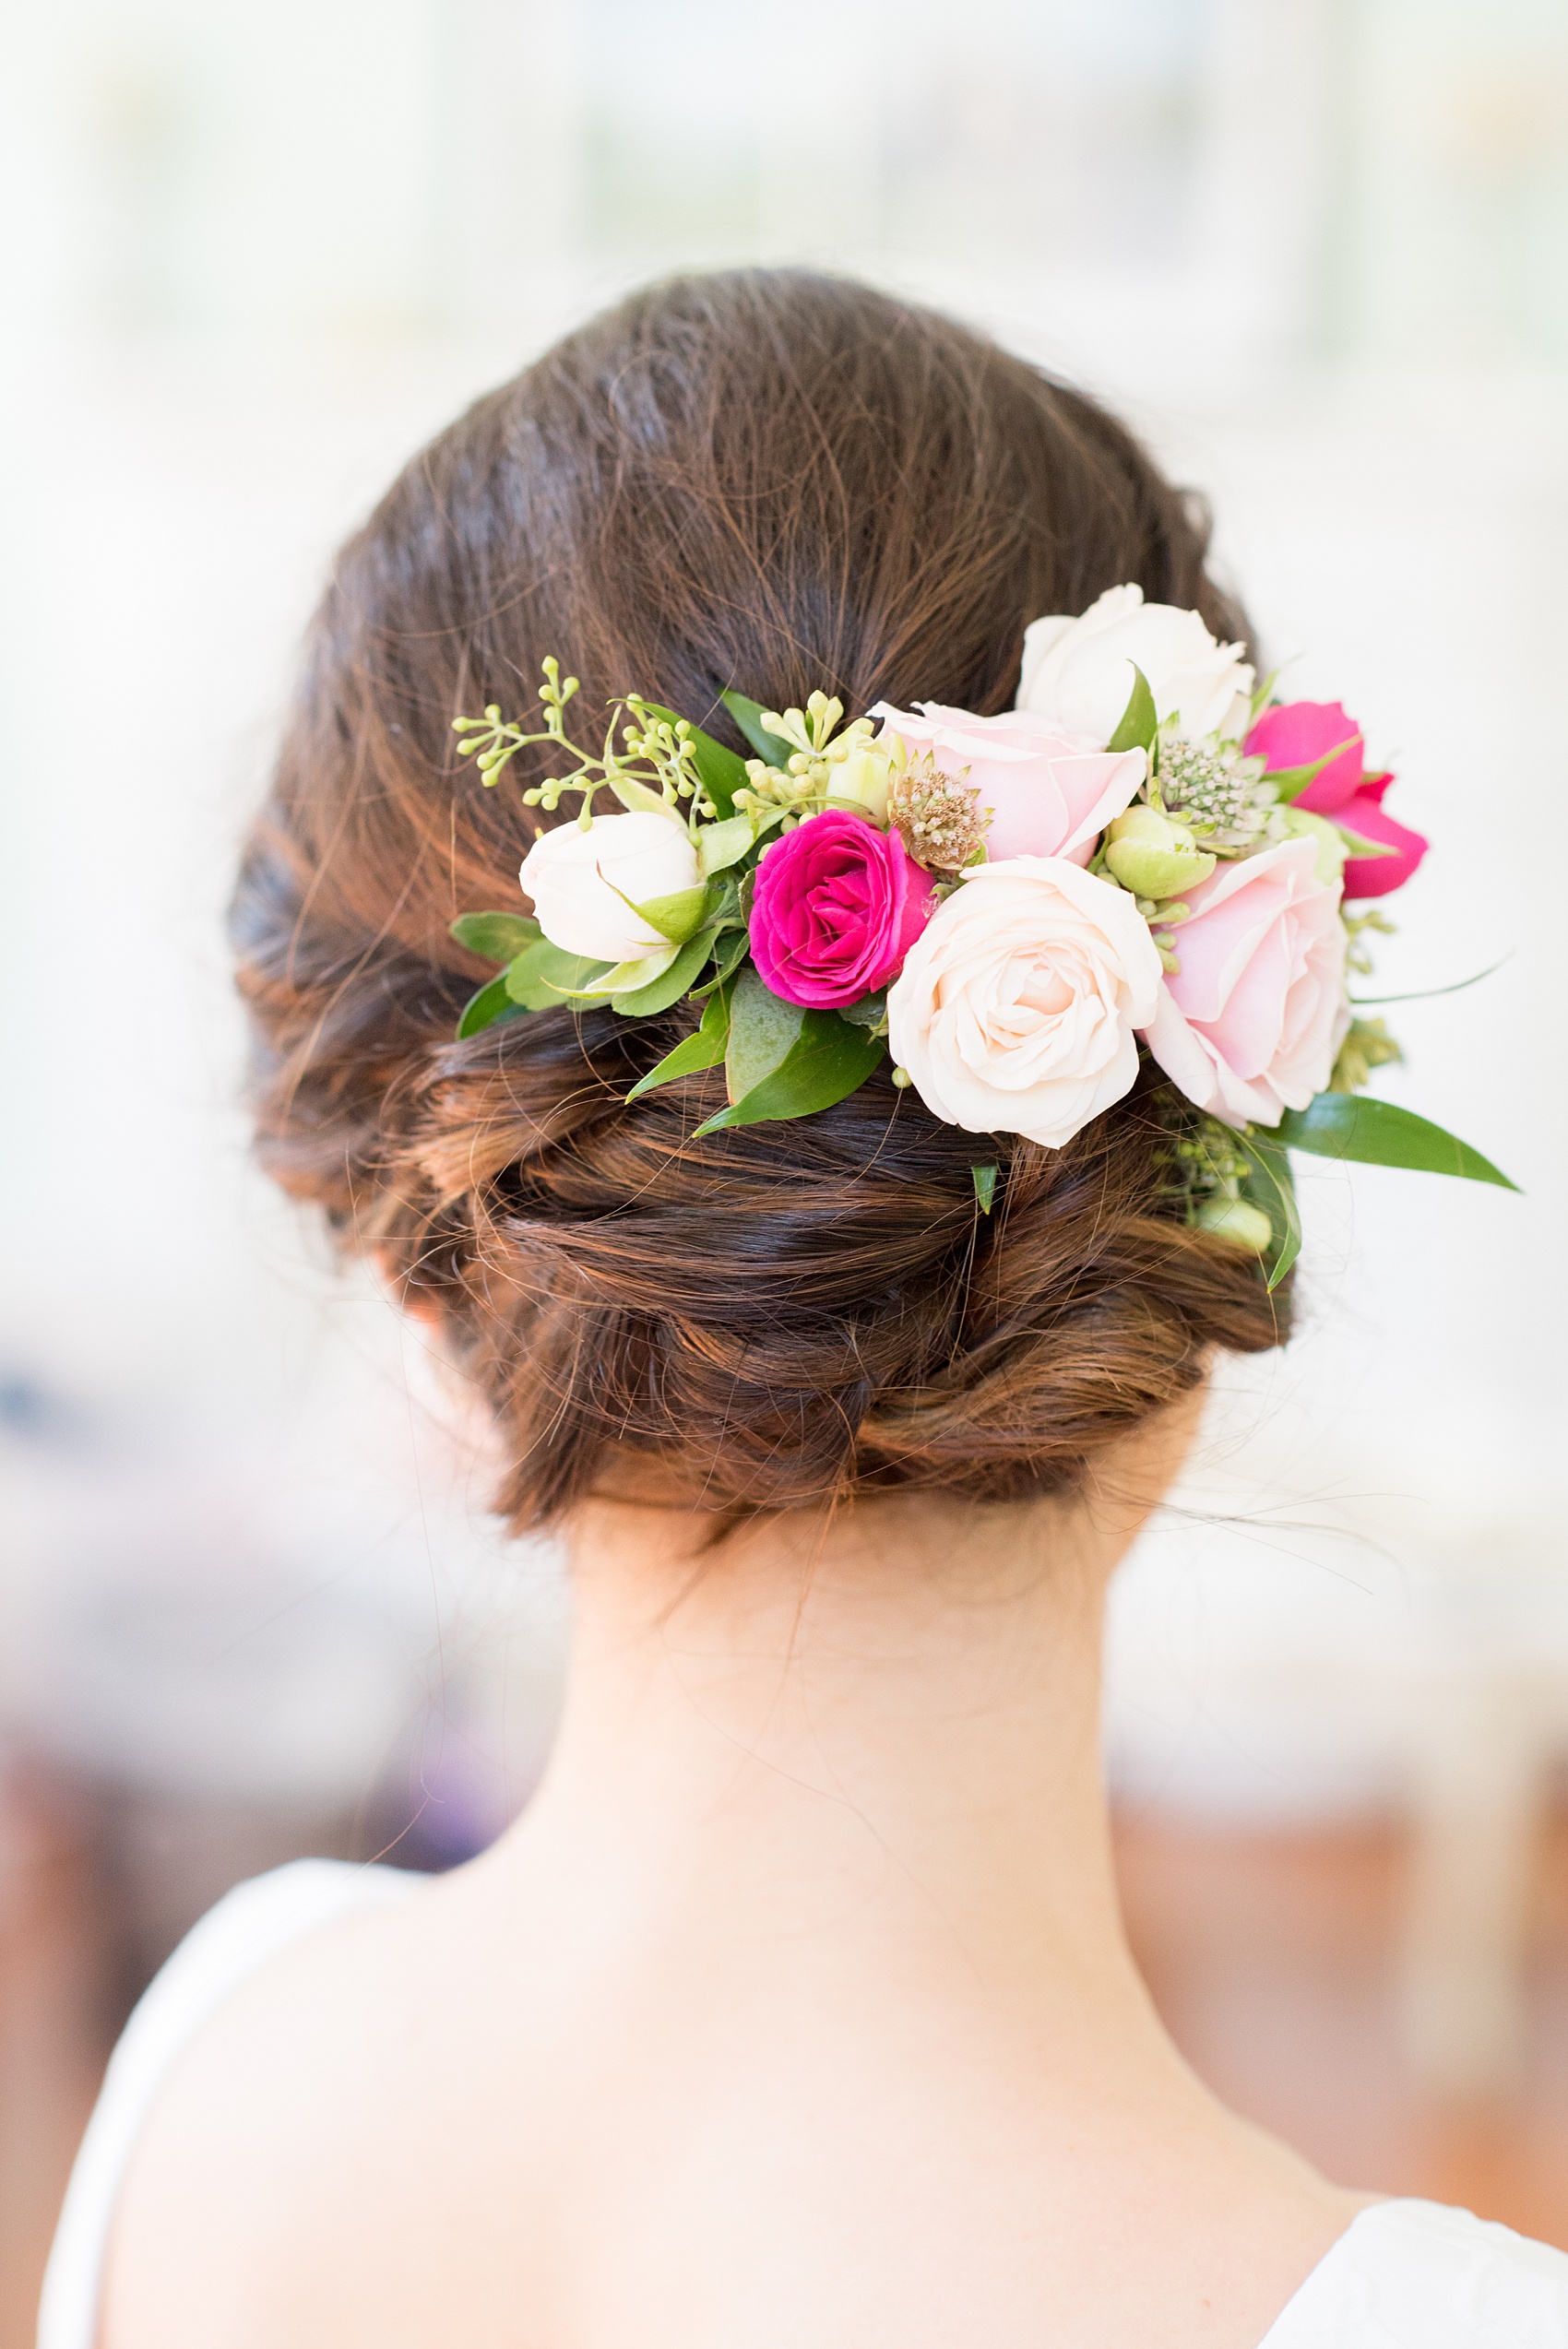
749, 808, 932, 1010
885, 857, 1164, 1149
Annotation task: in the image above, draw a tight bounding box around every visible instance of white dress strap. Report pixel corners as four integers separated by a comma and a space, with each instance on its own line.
1261, 2196, 1568, 2343
38, 1857, 420, 2349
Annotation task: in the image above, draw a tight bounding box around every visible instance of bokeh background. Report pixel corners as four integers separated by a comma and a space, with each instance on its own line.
3, 0, 1568, 2333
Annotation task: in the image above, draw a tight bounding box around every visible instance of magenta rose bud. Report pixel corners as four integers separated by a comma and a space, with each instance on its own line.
1245, 698, 1427, 898
1336, 775, 1429, 898
749, 809, 933, 1009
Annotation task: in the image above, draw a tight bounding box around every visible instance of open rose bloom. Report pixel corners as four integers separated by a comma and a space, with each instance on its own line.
1141, 839, 1349, 1128
869, 702, 1146, 863
886, 859, 1164, 1149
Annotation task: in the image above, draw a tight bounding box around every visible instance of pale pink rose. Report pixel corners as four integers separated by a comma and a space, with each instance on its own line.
885, 857, 1164, 1150
1141, 837, 1348, 1130
1018, 583, 1254, 745
869, 700, 1146, 864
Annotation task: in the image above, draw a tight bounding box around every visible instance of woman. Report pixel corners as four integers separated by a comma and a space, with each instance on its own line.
42, 271, 1564, 2345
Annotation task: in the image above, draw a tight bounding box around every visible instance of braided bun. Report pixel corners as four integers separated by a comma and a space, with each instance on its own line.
232, 269, 1286, 1530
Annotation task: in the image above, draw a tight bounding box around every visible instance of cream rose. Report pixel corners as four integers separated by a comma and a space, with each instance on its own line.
885, 857, 1164, 1149
1141, 836, 1348, 1129
1018, 583, 1254, 745
519, 811, 700, 965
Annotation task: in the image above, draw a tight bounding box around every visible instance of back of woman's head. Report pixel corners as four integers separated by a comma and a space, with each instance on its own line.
233, 268, 1284, 1531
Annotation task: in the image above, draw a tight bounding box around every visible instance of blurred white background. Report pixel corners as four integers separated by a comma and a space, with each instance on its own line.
1, 0, 1566, 1939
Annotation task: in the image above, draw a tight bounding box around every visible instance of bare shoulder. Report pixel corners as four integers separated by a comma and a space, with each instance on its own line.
100, 1864, 460, 2348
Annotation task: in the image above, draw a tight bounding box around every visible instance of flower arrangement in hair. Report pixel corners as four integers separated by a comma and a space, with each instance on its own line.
447, 588, 1511, 1287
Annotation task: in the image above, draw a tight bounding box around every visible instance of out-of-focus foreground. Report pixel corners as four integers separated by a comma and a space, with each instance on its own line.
3, 1, 1567, 2337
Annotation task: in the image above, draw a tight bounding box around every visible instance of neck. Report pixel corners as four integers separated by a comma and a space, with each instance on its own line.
499, 1456, 1184, 2049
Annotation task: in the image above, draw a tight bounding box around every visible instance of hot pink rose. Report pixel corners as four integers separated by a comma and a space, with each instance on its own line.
868, 701, 1146, 864
1141, 836, 1348, 1129
1245, 699, 1427, 899
749, 808, 932, 1010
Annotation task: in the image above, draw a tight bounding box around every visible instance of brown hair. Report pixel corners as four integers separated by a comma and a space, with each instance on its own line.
233, 269, 1285, 1531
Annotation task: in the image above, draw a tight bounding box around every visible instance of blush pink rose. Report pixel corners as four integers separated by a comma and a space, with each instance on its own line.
1141, 836, 1348, 1129
749, 808, 932, 1009
868, 701, 1146, 864
1245, 699, 1427, 900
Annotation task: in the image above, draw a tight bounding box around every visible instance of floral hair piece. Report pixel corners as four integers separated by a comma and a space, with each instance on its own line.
450, 587, 1514, 1287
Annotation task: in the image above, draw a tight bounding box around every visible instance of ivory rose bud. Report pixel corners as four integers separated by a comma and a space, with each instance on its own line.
750, 807, 932, 1009
869, 701, 1146, 863
1141, 837, 1348, 1129
1244, 699, 1428, 900
1018, 583, 1254, 746
518, 810, 700, 964
885, 857, 1164, 1150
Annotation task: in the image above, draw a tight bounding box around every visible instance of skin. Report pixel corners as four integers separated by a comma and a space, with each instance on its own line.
103, 1390, 1372, 2348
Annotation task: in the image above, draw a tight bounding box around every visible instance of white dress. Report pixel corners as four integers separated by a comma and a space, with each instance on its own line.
38, 1860, 1568, 2348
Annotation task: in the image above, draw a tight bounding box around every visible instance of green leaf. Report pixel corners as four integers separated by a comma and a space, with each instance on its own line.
641, 704, 748, 819
720, 688, 792, 770
456, 972, 529, 1040
838, 989, 887, 1031
1351, 954, 1510, 1008
691, 925, 752, 999
607, 772, 679, 819
1334, 824, 1396, 860
582, 942, 683, 997
972, 1163, 998, 1216
695, 1010, 886, 1135
611, 927, 717, 1017
504, 940, 612, 1007
624, 984, 733, 1101
1272, 1094, 1519, 1190
1266, 736, 1364, 805
697, 815, 755, 878
1235, 1128, 1302, 1291
1106, 663, 1158, 755
631, 882, 711, 944
723, 964, 804, 1101
450, 911, 541, 964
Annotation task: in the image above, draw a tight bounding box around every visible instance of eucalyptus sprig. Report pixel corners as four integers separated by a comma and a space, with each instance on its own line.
451, 658, 716, 832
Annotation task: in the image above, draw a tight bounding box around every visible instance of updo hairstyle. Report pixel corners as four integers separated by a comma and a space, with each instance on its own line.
232, 270, 1286, 1531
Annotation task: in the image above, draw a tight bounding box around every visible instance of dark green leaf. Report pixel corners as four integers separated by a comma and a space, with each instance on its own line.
456, 972, 528, 1040
723, 964, 804, 1100
720, 688, 791, 770
972, 1163, 998, 1216
611, 927, 716, 1017
695, 1011, 886, 1135
1236, 1129, 1302, 1291
1106, 664, 1158, 755
1272, 1094, 1519, 1190
504, 941, 612, 1007
839, 990, 887, 1031
450, 911, 541, 963
641, 703, 748, 818
624, 985, 733, 1101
